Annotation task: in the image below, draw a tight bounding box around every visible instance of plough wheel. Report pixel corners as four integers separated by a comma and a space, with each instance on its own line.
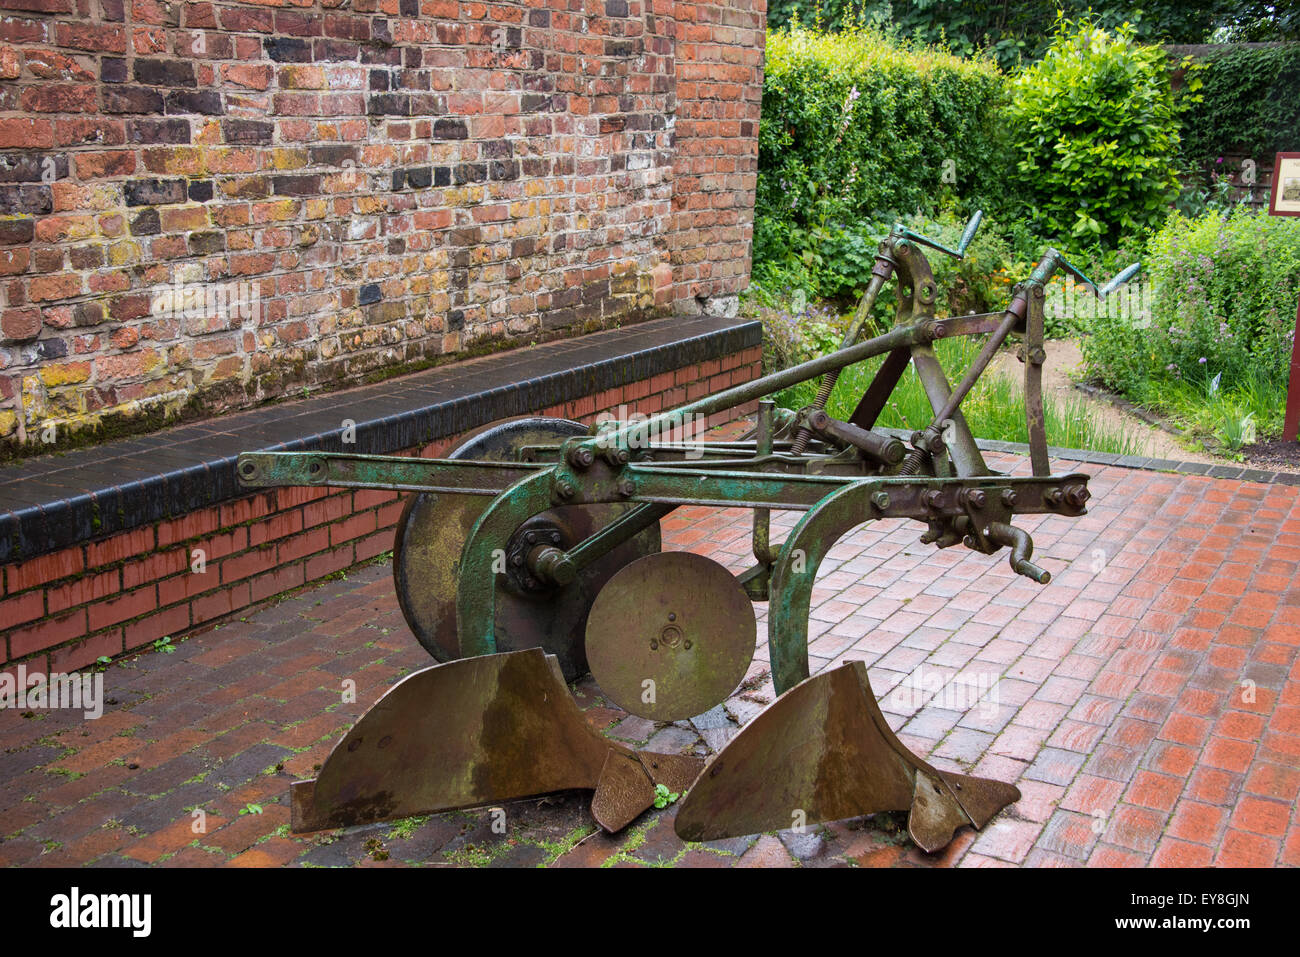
393, 416, 661, 681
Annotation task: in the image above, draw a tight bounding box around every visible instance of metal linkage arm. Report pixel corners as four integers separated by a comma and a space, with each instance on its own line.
235, 451, 541, 495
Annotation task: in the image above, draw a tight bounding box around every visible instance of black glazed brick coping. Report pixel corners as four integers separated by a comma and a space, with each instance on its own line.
0, 315, 761, 565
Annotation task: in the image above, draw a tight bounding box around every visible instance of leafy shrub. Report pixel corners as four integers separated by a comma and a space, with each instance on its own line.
750, 293, 852, 373
756, 25, 1011, 293
1082, 207, 1300, 440
1006, 17, 1182, 247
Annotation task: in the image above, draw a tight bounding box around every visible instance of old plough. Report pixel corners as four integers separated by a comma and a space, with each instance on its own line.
236, 213, 1139, 852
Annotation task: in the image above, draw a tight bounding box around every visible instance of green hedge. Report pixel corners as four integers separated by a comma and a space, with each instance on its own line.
1178, 44, 1300, 166
754, 26, 1010, 294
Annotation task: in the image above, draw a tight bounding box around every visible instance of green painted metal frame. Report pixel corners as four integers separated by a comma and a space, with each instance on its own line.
237, 224, 1134, 697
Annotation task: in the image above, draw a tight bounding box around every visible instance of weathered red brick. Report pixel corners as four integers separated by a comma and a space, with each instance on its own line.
49, 628, 124, 673
190, 582, 250, 626
85, 527, 155, 567
5, 547, 84, 594
47, 568, 121, 614
123, 603, 191, 650
0, 589, 44, 629
9, 608, 87, 659
87, 585, 157, 631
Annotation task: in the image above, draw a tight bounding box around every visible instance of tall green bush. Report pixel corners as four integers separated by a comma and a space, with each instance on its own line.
755, 26, 1010, 296
1006, 17, 1182, 247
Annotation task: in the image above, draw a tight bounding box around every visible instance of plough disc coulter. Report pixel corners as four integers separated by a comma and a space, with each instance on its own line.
236, 215, 1139, 851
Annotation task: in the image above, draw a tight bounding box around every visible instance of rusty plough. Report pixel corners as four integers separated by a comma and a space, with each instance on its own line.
236, 213, 1139, 853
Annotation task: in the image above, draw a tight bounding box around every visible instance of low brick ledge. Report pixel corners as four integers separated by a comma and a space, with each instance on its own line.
0, 315, 762, 672
0, 314, 761, 564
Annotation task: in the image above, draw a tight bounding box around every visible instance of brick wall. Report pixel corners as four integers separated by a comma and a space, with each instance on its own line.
0, 344, 761, 672
0, 0, 765, 456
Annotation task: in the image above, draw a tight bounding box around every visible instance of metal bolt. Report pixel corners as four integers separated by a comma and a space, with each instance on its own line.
550, 532, 562, 545
1045, 487, 1063, 507
555, 481, 575, 499
618, 479, 635, 497
1063, 485, 1091, 508
525, 531, 537, 545
870, 490, 891, 511
963, 488, 987, 509
568, 446, 595, 469
963, 535, 977, 549
923, 489, 944, 510
1001, 488, 1017, 508
530, 546, 576, 587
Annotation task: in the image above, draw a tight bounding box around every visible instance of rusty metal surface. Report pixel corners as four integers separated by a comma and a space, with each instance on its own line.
393, 417, 659, 680
909, 346, 990, 477
292, 648, 702, 834
585, 552, 756, 721
806, 409, 905, 465
847, 346, 912, 431
674, 660, 1020, 853
1023, 286, 1051, 476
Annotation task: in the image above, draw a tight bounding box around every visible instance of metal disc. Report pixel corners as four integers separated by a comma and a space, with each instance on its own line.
585, 552, 756, 721
392, 417, 661, 681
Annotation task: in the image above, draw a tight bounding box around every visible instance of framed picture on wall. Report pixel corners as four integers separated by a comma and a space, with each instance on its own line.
1271, 152, 1300, 216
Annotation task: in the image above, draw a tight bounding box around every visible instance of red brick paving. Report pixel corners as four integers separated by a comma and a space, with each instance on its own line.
0, 451, 1297, 867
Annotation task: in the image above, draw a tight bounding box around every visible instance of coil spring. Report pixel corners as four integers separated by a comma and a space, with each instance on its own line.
790, 371, 841, 455
896, 450, 925, 476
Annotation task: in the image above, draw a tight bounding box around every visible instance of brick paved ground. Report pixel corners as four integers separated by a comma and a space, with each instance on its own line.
1, 452, 1297, 868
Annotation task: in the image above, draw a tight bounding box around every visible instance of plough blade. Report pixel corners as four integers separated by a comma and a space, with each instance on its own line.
291, 648, 702, 834
674, 661, 1019, 853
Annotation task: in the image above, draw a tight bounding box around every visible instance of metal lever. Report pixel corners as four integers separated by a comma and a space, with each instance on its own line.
805, 409, 906, 466
1037, 250, 1142, 301
1041, 248, 1099, 296
1098, 262, 1142, 299
898, 209, 984, 261
986, 522, 1050, 584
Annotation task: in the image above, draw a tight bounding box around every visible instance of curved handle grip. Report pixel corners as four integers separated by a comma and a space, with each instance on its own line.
955, 209, 983, 257
1098, 262, 1142, 300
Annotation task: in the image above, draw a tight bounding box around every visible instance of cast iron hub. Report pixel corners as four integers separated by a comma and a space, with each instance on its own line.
503, 520, 568, 595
